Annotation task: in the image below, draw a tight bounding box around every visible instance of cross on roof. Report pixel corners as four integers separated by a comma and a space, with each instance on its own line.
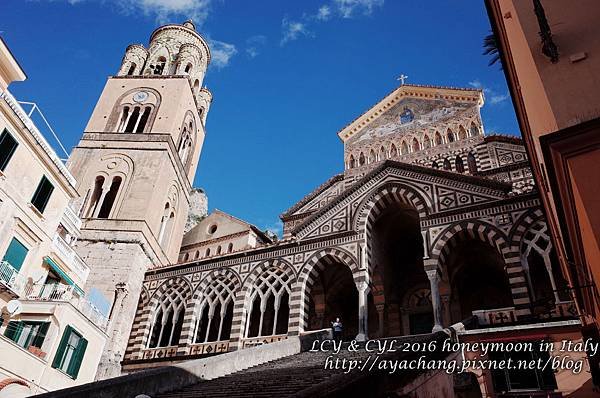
397, 74, 408, 85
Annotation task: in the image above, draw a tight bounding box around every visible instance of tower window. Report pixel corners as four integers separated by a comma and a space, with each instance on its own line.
217, 246, 222, 255
455, 155, 464, 173
31, 175, 54, 214
124, 107, 141, 132
158, 203, 175, 247
127, 63, 137, 76
443, 158, 452, 170
184, 63, 192, 74
0, 129, 18, 172
97, 176, 122, 219
117, 107, 130, 132
136, 107, 151, 133
205, 248, 211, 257
86, 176, 105, 217
227, 243, 233, 253
154, 56, 167, 75
468, 152, 478, 174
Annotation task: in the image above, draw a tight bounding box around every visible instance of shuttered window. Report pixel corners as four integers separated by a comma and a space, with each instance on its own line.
31, 176, 54, 214
2, 237, 28, 271
4, 321, 49, 349
52, 325, 88, 378
0, 129, 18, 171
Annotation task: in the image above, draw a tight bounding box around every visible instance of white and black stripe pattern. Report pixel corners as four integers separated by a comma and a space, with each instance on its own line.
178, 269, 241, 351
354, 183, 430, 276
430, 221, 531, 314
228, 258, 296, 349
509, 208, 545, 248
136, 277, 193, 353
290, 247, 360, 336
124, 287, 149, 361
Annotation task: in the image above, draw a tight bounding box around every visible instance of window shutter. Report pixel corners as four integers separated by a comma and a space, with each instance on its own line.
32, 322, 50, 348
4, 321, 22, 342
0, 129, 19, 171
52, 325, 72, 369
31, 176, 54, 213
68, 337, 88, 378
2, 238, 29, 271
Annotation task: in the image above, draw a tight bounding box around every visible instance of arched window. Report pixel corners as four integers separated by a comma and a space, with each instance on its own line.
205, 248, 211, 257
390, 144, 398, 158
379, 146, 386, 161
85, 176, 105, 218
123, 107, 140, 132
245, 264, 293, 338
158, 203, 175, 247
217, 246, 222, 255
368, 149, 376, 164
178, 128, 194, 168
435, 132, 443, 145
147, 284, 189, 348
423, 135, 431, 149
154, 56, 167, 75
467, 152, 478, 174
455, 155, 464, 173
348, 155, 356, 169
432, 160, 439, 169
443, 158, 452, 171
97, 176, 122, 219
458, 126, 467, 140
193, 80, 200, 94
136, 107, 151, 133
195, 250, 200, 259
183, 252, 189, 261
184, 63, 193, 74
359, 152, 366, 166
127, 63, 136, 76
447, 129, 455, 143
411, 138, 420, 152
470, 122, 479, 137
194, 274, 238, 343
401, 141, 409, 155
227, 243, 234, 253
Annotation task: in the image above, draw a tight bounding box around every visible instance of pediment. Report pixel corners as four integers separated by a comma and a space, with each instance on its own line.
338, 84, 483, 149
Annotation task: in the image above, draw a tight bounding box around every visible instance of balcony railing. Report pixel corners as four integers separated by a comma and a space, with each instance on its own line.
23, 283, 108, 330
51, 235, 90, 282
60, 205, 83, 237
0, 261, 27, 296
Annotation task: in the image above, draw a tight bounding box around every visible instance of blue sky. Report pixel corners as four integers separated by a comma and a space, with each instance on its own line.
2, 0, 519, 235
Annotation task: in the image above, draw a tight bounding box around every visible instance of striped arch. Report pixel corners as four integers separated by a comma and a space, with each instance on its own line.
353, 182, 430, 275
430, 221, 510, 268
430, 220, 531, 314
179, 268, 241, 347
509, 208, 545, 248
229, 258, 296, 347
290, 247, 360, 336
142, 277, 193, 351
124, 286, 150, 360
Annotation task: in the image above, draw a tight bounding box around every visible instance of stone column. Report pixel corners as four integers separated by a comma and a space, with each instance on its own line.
426, 269, 443, 332
375, 303, 385, 337
355, 281, 370, 341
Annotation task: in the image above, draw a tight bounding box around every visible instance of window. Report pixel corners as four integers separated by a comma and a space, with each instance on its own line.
31, 176, 54, 213
127, 63, 136, 75
85, 176, 105, 217
205, 248, 211, 257
147, 286, 188, 348
490, 343, 557, 393
153, 56, 167, 75
435, 132, 443, 145
217, 246, 222, 255
0, 129, 18, 172
4, 321, 49, 350
2, 237, 28, 271
443, 158, 452, 170
228, 243, 233, 253
447, 129, 455, 143
208, 224, 218, 234
432, 160, 439, 169
184, 63, 192, 73
455, 155, 464, 173
52, 325, 88, 378
467, 152, 478, 174
97, 176, 122, 219
158, 203, 175, 247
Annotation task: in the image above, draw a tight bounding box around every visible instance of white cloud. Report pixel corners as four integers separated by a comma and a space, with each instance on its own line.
208, 38, 237, 68
246, 35, 267, 58
333, 0, 384, 18
468, 80, 509, 105
316, 5, 332, 21
281, 18, 311, 45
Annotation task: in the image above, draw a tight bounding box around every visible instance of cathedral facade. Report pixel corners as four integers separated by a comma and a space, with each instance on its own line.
114, 67, 572, 373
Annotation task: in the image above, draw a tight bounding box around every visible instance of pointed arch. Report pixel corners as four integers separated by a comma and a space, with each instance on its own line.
470, 122, 480, 137
435, 131, 443, 145
467, 152, 478, 174
390, 144, 398, 158
379, 145, 387, 161
447, 128, 455, 143
411, 137, 420, 152
458, 125, 467, 140
423, 134, 431, 149
359, 152, 366, 166
455, 155, 464, 173
146, 277, 192, 349
401, 141, 409, 155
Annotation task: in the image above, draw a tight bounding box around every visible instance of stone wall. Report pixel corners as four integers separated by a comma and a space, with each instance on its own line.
184, 188, 208, 233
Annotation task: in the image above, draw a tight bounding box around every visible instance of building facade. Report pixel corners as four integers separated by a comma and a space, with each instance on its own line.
485, 0, 600, 348
66, 20, 213, 379
0, 38, 107, 396
118, 81, 588, 396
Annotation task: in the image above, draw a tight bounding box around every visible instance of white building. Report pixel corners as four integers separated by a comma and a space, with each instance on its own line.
0, 37, 107, 397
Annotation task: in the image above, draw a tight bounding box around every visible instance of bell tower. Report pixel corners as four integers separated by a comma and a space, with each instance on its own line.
67, 20, 212, 379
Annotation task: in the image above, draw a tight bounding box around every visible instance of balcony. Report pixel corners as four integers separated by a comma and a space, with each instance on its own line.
60, 205, 83, 238
0, 260, 27, 296
51, 234, 90, 283
23, 283, 108, 330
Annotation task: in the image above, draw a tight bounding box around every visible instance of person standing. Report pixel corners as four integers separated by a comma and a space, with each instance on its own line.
332, 318, 343, 341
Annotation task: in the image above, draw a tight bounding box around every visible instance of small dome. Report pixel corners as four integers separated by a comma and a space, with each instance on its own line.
183, 20, 196, 30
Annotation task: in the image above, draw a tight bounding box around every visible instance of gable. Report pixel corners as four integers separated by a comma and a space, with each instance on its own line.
292, 161, 511, 240
182, 210, 253, 246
